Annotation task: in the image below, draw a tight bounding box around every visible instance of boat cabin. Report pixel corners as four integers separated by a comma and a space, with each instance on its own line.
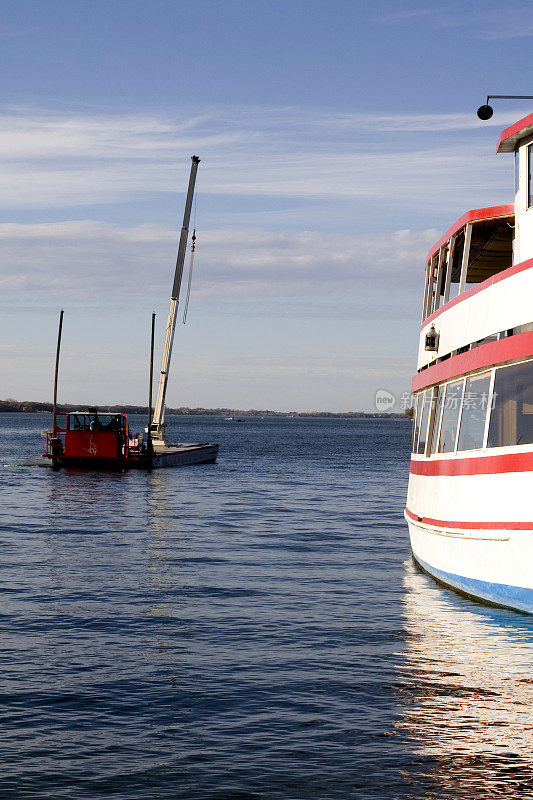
421, 205, 515, 321
422, 112, 533, 322
497, 112, 533, 265
46, 409, 133, 463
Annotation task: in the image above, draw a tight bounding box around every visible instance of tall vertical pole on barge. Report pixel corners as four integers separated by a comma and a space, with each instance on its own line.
147, 311, 156, 453
151, 155, 200, 442
53, 309, 64, 434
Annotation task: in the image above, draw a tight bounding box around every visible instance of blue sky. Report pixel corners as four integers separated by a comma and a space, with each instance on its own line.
1, 0, 533, 411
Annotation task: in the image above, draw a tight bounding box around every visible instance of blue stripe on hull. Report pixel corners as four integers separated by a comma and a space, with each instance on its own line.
413, 553, 533, 614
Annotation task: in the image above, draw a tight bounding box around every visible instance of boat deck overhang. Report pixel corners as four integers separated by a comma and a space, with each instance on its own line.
497, 112, 533, 152
422, 205, 515, 322
426, 205, 515, 285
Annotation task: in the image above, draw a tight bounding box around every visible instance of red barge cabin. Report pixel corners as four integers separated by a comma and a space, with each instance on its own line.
44, 408, 219, 470
45, 409, 152, 470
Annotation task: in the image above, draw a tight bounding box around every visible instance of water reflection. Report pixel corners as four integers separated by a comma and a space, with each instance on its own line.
145, 469, 175, 534
399, 558, 533, 797
143, 471, 190, 637
46, 468, 127, 519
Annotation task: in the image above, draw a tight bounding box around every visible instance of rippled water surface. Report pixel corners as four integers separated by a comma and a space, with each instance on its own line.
2, 413, 533, 799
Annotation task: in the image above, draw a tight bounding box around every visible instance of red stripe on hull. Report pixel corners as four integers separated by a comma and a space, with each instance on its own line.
410, 452, 533, 476
412, 330, 533, 393
405, 506, 533, 531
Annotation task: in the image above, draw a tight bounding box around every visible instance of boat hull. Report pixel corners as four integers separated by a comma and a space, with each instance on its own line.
48, 443, 219, 471
151, 443, 219, 467
406, 514, 533, 613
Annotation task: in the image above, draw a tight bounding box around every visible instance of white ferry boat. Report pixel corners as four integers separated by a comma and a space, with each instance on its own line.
405, 112, 533, 613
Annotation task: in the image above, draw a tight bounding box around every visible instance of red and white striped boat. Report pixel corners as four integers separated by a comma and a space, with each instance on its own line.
406, 112, 533, 612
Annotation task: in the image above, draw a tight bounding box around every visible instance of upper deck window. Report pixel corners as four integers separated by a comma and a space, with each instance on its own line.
422, 210, 514, 320
529, 144, 533, 207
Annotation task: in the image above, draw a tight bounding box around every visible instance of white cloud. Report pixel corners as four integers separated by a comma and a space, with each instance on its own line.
0, 102, 512, 409
0, 220, 436, 307
0, 105, 513, 212
376, 3, 533, 41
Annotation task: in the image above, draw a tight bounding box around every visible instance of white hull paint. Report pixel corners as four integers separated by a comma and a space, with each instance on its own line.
406, 516, 533, 612
419, 259, 533, 371
407, 465, 532, 525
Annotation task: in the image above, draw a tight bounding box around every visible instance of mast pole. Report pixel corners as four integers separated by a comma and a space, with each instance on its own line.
53, 309, 64, 434
151, 156, 200, 440
147, 312, 156, 452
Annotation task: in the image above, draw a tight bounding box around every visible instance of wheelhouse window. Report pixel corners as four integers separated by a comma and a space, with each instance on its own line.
456, 373, 491, 451
68, 414, 88, 431
66, 413, 125, 432
487, 360, 533, 447
438, 380, 463, 453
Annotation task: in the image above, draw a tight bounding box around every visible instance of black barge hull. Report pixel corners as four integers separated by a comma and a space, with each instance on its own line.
48, 443, 219, 471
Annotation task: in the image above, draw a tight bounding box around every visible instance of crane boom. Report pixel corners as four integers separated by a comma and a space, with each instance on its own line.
151, 156, 200, 439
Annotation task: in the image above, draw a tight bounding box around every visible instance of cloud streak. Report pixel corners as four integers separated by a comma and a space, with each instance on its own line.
376, 3, 533, 41
0, 105, 512, 215
0, 221, 436, 310
0, 102, 513, 408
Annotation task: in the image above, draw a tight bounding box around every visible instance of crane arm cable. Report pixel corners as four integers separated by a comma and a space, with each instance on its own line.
182, 229, 196, 324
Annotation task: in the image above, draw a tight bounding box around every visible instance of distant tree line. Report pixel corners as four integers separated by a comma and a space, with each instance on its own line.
0, 397, 412, 419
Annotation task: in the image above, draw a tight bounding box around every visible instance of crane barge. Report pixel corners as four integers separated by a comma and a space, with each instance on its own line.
43, 157, 219, 470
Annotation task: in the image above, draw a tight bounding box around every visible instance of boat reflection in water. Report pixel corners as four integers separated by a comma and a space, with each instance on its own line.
398, 558, 533, 797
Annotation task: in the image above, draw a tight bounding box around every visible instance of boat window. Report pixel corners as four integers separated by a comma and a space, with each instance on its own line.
446, 234, 465, 302
529, 145, 533, 208
447, 282, 461, 301
430, 385, 445, 454
470, 333, 499, 349
438, 379, 464, 453
514, 322, 533, 335
457, 373, 491, 451
487, 360, 533, 447
66, 413, 125, 432
416, 390, 432, 455
412, 395, 421, 452
515, 148, 520, 195
422, 260, 434, 319
68, 414, 88, 431
95, 414, 122, 431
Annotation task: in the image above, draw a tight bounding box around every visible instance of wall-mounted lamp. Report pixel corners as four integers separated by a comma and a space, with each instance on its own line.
477, 95, 533, 120
425, 325, 439, 352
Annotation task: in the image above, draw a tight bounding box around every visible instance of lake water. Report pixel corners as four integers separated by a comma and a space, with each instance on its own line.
1, 413, 533, 799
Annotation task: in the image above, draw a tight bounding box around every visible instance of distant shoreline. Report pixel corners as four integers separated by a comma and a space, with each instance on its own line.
0, 398, 412, 420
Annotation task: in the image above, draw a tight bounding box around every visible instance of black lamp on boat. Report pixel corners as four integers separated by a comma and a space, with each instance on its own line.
477, 104, 493, 120
424, 325, 439, 352
477, 95, 533, 120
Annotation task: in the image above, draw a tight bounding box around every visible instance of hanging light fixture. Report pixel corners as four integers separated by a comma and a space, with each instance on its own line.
477, 95, 533, 120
